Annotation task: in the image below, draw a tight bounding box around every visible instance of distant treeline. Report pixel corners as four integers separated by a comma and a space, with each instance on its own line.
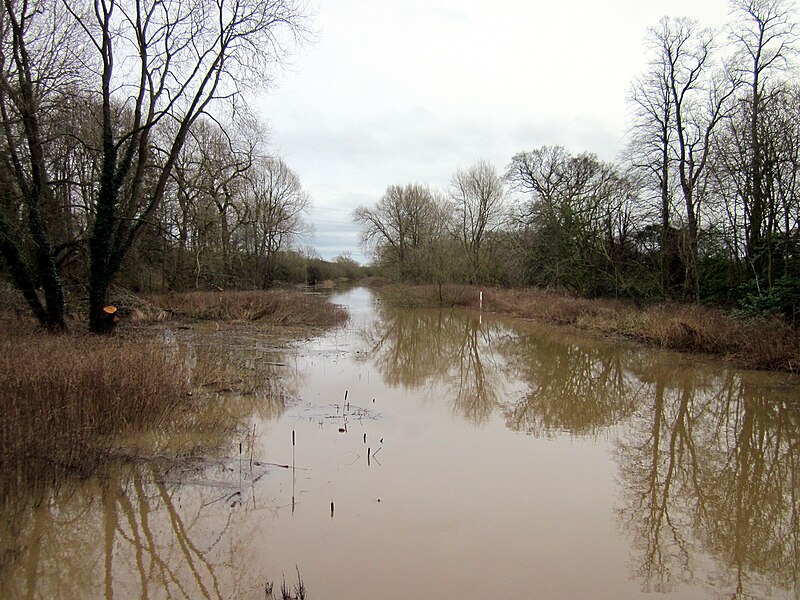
118, 244, 369, 291
355, 2, 800, 323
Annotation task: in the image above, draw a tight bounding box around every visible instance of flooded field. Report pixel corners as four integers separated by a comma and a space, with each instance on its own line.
2, 286, 800, 599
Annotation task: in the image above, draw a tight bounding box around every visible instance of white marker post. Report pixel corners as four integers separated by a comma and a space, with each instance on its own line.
479, 289, 483, 310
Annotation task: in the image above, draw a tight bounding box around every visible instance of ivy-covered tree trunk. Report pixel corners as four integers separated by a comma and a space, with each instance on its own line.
0, 211, 49, 325
25, 190, 65, 330
88, 151, 119, 333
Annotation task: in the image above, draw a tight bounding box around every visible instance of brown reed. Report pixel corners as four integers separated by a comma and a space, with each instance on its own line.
0, 328, 192, 494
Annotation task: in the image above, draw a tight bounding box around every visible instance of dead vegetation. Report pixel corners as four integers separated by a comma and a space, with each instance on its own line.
378, 284, 800, 372
139, 289, 348, 327
0, 286, 348, 499
0, 329, 194, 495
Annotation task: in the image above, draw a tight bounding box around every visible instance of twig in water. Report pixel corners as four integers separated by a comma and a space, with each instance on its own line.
262, 462, 309, 471
250, 423, 256, 471
295, 566, 306, 600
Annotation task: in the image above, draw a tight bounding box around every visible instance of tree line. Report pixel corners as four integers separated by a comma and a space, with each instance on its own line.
0, 0, 318, 332
355, 0, 800, 321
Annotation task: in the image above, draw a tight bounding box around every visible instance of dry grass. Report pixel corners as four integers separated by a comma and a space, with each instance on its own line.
360, 276, 394, 288
0, 328, 193, 495
140, 289, 348, 327
379, 284, 800, 372
0, 286, 347, 498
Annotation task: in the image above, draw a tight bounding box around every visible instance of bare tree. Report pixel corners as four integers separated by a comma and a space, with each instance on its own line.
448, 160, 506, 283
241, 156, 311, 287
74, 0, 308, 330
164, 117, 257, 288
194, 120, 254, 283
651, 18, 736, 300
729, 0, 798, 282
627, 22, 678, 296
0, 0, 86, 329
354, 183, 446, 280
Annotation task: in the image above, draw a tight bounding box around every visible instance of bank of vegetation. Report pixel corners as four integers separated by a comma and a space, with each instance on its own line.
354, 2, 800, 345
137, 289, 349, 326
0, 330, 192, 495
379, 283, 799, 371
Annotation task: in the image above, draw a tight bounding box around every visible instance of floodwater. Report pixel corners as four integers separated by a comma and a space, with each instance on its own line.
2, 286, 800, 599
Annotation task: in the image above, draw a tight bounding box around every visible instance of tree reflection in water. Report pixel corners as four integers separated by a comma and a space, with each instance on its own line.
3, 306, 799, 598
362, 304, 646, 435
0, 325, 298, 599
360, 305, 509, 424
617, 364, 800, 598
360, 303, 800, 597
1, 460, 269, 599
498, 325, 644, 437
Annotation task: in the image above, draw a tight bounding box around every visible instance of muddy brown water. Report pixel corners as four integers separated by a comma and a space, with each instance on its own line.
2, 286, 800, 599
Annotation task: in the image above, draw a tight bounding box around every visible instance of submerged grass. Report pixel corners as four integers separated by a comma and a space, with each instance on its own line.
378, 283, 800, 372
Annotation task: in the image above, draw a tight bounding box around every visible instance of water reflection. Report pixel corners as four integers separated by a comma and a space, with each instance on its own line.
498, 327, 642, 437
358, 300, 800, 597
3, 294, 800, 599
617, 365, 800, 598
1, 461, 267, 599
0, 323, 297, 599
362, 304, 642, 434
361, 306, 508, 424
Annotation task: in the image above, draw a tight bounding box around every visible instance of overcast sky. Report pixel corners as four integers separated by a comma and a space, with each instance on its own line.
255, 0, 734, 263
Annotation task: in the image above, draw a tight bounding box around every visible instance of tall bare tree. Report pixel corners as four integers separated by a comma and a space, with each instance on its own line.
241, 156, 311, 287
729, 0, 798, 282
164, 117, 257, 288
448, 160, 506, 283
0, 0, 86, 329
649, 18, 736, 300
627, 22, 678, 296
73, 0, 308, 330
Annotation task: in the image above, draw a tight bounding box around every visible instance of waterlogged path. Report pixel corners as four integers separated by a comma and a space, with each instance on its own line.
3, 287, 800, 599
